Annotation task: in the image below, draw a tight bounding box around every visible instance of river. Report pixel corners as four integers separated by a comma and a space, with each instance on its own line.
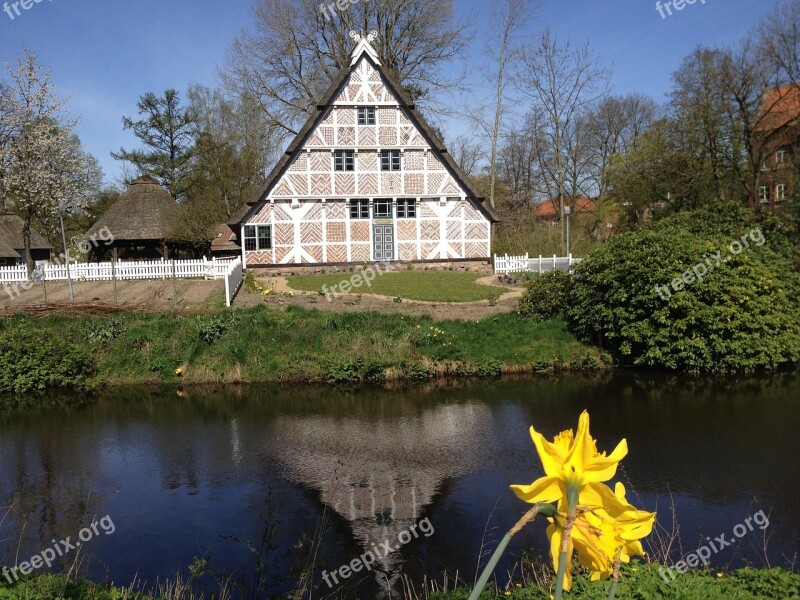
1, 371, 798, 598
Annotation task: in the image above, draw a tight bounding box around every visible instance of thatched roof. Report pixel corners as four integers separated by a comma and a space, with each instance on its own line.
84, 176, 180, 242
0, 212, 52, 252
0, 238, 21, 259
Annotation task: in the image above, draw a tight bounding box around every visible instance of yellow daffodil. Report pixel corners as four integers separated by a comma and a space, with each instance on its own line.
510, 410, 628, 508
510, 411, 653, 592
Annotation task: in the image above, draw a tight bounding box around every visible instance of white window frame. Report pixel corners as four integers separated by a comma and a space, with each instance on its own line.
243, 225, 272, 252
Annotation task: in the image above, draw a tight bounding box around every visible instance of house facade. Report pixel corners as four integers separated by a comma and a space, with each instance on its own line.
754, 85, 800, 208
231, 33, 498, 268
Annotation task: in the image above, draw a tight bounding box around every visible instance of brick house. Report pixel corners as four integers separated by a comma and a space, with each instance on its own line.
754, 85, 800, 208
230, 32, 498, 268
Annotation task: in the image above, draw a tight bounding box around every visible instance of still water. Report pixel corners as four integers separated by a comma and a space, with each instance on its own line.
0, 371, 798, 598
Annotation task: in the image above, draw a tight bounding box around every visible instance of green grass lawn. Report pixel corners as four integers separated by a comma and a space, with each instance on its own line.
2, 564, 797, 599
286, 271, 507, 302
0, 306, 606, 392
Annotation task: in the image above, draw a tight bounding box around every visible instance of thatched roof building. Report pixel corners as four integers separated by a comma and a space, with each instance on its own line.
0, 212, 52, 266
83, 176, 181, 261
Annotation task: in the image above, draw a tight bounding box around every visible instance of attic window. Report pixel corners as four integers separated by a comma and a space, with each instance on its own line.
358, 107, 376, 126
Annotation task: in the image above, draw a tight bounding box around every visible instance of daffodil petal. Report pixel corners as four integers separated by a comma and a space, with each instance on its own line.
510, 476, 563, 504
530, 426, 568, 478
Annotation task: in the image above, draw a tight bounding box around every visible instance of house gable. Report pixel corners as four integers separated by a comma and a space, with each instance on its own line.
234, 35, 496, 266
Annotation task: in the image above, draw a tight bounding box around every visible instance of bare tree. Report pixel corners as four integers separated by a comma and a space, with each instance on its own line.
670, 41, 795, 205
584, 93, 659, 198
448, 134, 484, 177
484, 0, 537, 209
514, 30, 609, 250
221, 0, 471, 139
757, 0, 800, 85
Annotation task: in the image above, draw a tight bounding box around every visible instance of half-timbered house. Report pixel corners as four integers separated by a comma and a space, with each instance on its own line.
230, 32, 498, 268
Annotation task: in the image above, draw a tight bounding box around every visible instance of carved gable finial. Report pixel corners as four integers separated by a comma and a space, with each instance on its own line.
350, 30, 382, 66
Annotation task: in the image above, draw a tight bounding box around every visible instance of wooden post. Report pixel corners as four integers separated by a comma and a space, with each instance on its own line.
172, 259, 177, 302
112, 247, 118, 303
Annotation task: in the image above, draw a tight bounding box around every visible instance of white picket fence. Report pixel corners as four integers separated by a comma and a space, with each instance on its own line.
224, 258, 244, 307
0, 257, 238, 284
494, 253, 582, 275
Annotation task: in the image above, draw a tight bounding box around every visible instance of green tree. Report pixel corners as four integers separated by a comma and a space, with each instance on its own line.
112, 89, 196, 201
567, 224, 800, 372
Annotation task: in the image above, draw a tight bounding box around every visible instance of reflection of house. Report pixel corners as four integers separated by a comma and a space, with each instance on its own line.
0, 212, 52, 266
534, 196, 596, 227
82, 176, 181, 261
266, 402, 492, 598
754, 85, 800, 208
230, 33, 498, 267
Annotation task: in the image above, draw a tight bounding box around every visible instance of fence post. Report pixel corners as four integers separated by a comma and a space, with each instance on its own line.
112, 249, 118, 303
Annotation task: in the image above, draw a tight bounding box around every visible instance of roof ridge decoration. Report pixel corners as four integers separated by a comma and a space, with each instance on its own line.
350, 30, 381, 66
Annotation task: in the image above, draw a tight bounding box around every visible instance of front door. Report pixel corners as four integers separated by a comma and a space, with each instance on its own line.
373, 224, 394, 261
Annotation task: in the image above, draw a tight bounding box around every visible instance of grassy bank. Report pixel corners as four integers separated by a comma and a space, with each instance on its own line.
0, 305, 607, 393
433, 563, 800, 599
2, 564, 798, 599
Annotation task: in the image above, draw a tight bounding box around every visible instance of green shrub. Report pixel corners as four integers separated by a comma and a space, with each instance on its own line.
324, 359, 385, 384
518, 270, 571, 321
84, 317, 125, 342
197, 312, 241, 345
567, 227, 800, 372
0, 328, 96, 393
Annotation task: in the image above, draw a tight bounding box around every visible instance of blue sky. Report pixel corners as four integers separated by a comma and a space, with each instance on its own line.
0, 0, 777, 185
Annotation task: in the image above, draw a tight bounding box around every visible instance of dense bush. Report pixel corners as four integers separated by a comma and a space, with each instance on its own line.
0, 324, 96, 393
518, 270, 571, 321
567, 227, 800, 372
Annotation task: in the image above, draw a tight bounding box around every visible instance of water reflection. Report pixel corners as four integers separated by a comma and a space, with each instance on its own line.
0, 372, 797, 599
267, 402, 492, 596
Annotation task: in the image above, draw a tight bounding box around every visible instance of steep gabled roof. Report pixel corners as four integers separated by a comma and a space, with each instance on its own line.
83, 176, 180, 242
757, 84, 800, 132
231, 39, 499, 226
210, 223, 239, 252
535, 196, 596, 219
0, 212, 52, 251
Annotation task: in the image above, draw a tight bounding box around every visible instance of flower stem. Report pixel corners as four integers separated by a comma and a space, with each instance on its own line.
467, 505, 541, 600
554, 487, 580, 600
607, 550, 622, 600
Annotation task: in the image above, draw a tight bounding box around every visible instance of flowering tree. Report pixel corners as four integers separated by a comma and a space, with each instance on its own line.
0, 49, 99, 274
